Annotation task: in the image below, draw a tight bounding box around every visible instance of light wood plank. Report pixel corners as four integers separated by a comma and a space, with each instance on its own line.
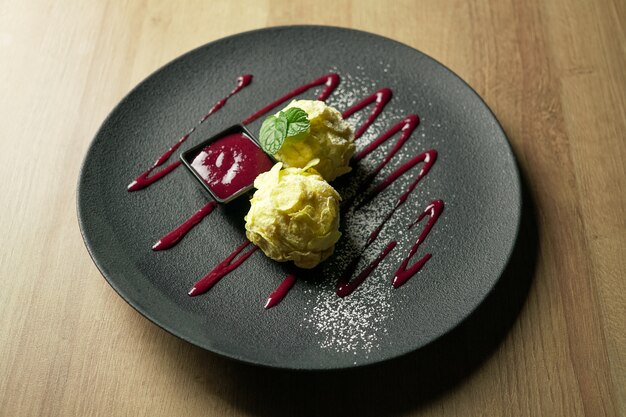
1, 1, 624, 416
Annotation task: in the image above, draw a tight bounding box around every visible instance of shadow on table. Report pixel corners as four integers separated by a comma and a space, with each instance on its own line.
166, 171, 539, 417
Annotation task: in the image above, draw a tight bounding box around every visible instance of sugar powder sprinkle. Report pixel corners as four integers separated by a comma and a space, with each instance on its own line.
299, 68, 440, 355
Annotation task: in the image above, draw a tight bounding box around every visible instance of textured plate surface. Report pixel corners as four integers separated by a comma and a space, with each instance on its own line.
77, 26, 521, 370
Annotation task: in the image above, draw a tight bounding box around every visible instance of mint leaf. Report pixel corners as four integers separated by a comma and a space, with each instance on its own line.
282, 107, 310, 137
259, 114, 288, 154
258, 107, 309, 154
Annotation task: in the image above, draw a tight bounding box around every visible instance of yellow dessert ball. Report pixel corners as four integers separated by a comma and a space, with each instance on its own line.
274, 100, 355, 182
244, 162, 342, 268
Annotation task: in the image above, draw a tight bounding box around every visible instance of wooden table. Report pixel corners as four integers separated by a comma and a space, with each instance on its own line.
1, 1, 624, 416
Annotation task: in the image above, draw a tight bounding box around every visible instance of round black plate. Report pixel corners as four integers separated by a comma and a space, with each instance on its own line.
77, 26, 521, 370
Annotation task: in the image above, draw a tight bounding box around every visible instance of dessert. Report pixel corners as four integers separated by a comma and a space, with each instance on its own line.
132, 72, 444, 308
244, 161, 342, 269
272, 100, 355, 182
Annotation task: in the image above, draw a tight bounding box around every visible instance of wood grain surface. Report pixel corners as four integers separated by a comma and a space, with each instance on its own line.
1, 1, 624, 416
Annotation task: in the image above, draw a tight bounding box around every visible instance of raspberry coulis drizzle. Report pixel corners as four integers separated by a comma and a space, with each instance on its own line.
187, 241, 257, 296
264, 274, 297, 309
336, 199, 445, 297
341, 87, 392, 139
242, 73, 340, 124
336, 149, 439, 297
152, 201, 217, 251
127, 75, 252, 192
393, 200, 444, 288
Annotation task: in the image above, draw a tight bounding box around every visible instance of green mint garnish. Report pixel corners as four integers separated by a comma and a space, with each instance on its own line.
259, 107, 309, 154
283, 107, 310, 137
259, 115, 288, 154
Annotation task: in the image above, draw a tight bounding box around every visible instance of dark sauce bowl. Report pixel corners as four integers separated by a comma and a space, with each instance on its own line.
180, 124, 275, 203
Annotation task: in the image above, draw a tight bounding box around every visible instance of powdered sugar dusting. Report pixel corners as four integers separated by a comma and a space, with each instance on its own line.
301, 278, 394, 355
297, 68, 441, 355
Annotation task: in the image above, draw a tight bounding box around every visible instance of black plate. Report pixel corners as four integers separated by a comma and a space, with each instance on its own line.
77, 26, 521, 370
